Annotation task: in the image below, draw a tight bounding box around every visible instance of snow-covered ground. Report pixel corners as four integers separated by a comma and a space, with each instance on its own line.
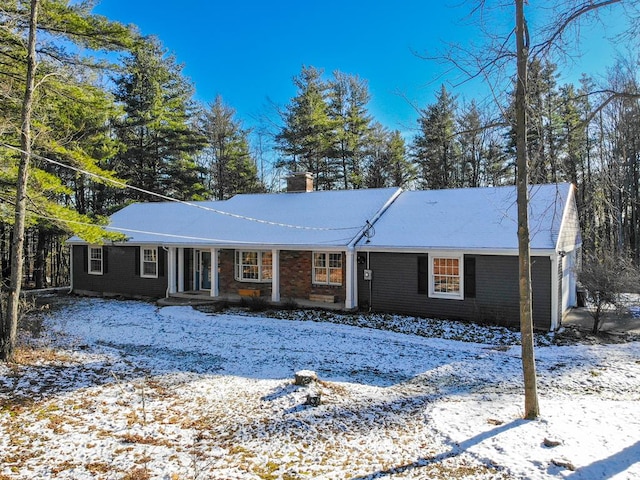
1, 297, 639, 479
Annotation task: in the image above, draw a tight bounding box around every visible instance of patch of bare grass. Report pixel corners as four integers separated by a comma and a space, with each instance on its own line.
121, 432, 174, 447
122, 467, 151, 480
49, 461, 80, 475
11, 346, 76, 366
85, 461, 112, 474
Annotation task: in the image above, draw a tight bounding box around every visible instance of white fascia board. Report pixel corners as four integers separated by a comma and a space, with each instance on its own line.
157, 243, 349, 252
65, 239, 87, 245
75, 240, 349, 251
355, 246, 557, 256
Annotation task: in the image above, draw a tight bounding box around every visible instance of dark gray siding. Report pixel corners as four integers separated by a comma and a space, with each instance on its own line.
359, 252, 552, 330
72, 245, 167, 298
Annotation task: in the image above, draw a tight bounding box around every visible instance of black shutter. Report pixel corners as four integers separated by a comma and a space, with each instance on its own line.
82, 246, 88, 273
417, 255, 428, 294
103, 247, 109, 274
158, 248, 165, 277
134, 247, 140, 276
464, 256, 476, 298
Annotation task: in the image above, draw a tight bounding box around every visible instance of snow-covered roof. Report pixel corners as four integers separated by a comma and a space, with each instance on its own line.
69, 184, 578, 252
357, 183, 576, 252
70, 188, 402, 248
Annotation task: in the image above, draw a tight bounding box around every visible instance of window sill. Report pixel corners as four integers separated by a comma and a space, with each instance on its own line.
429, 292, 464, 300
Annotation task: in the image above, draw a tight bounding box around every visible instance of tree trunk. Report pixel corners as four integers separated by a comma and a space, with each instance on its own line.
1, 0, 39, 362
34, 229, 48, 289
515, 0, 540, 419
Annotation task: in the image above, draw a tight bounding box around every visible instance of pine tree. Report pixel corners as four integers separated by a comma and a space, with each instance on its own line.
198, 96, 262, 200
457, 101, 486, 187
112, 36, 206, 204
505, 60, 563, 184
276, 66, 333, 190
1, 0, 135, 361
327, 71, 373, 189
413, 85, 460, 189
364, 125, 414, 188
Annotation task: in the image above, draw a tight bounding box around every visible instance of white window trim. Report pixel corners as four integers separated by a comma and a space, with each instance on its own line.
141, 247, 158, 279
428, 253, 464, 300
88, 246, 103, 275
312, 252, 343, 286
235, 250, 272, 283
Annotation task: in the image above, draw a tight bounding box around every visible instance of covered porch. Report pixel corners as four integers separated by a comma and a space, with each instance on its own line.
160, 290, 347, 311
163, 246, 356, 310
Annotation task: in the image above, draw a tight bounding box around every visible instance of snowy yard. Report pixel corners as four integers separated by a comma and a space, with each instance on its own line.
1, 297, 639, 479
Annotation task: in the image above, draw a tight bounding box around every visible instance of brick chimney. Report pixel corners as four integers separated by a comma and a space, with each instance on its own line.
286, 172, 314, 193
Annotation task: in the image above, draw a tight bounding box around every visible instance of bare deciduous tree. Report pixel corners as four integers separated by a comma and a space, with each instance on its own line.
515, 0, 540, 420
580, 251, 640, 334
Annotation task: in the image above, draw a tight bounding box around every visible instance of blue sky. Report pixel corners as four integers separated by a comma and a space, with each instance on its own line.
92, 1, 629, 135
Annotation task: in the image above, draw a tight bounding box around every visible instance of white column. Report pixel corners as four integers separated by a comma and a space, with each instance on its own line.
271, 249, 280, 303
167, 247, 177, 294
177, 248, 184, 292
345, 249, 355, 309
211, 248, 219, 297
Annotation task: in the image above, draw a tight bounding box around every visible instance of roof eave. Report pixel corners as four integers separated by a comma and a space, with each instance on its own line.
355, 246, 558, 256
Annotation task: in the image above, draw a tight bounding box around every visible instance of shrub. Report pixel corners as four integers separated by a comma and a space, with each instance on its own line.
281, 298, 298, 310
242, 295, 270, 312
580, 250, 640, 334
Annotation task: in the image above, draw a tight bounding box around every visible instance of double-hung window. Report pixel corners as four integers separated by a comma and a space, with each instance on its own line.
235, 251, 272, 282
88, 246, 103, 275
141, 247, 158, 278
429, 254, 463, 300
313, 252, 343, 285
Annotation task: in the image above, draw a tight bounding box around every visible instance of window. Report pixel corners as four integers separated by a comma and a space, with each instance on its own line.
313, 252, 343, 285
429, 255, 463, 299
141, 247, 158, 278
88, 246, 103, 275
235, 251, 272, 282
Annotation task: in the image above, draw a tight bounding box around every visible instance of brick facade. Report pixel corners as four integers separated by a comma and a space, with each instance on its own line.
217, 249, 346, 301
218, 249, 273, 297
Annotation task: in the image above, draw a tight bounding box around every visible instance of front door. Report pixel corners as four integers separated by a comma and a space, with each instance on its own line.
200, 251, 211, 290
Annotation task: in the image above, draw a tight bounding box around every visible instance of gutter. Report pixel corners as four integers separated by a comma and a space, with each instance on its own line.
355, 246, 558, 256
